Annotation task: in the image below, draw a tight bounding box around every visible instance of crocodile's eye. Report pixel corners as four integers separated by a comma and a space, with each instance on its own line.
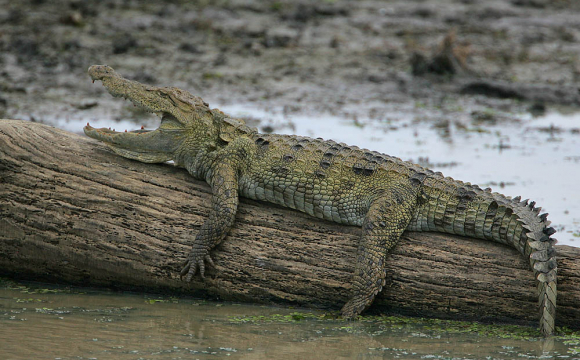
157, 91, 178, 106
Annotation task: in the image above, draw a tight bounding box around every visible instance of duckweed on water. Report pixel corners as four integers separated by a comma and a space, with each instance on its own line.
229, 311, 580, 343
366, 315, 542, 340
369, 316, 580, 342
229, 311, 332, 324
0, 277, 80, 295
14, 297, 46, 303
145, 297, 180, 305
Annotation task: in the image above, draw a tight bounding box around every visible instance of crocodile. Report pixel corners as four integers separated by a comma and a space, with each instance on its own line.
84, 65, 558, 336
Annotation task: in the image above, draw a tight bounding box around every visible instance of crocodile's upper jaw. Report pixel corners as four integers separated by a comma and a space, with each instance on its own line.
87, 65, 210, 121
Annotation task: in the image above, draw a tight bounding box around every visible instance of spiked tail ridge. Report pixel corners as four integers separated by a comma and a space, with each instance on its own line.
510, 196, 557, 337
411, 178, 557, 336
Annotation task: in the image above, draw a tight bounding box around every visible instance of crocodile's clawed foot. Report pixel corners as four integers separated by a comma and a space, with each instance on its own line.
180, 249, 215, 282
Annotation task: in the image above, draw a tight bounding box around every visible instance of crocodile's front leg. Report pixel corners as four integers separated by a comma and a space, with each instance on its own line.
180, 140, 250, 281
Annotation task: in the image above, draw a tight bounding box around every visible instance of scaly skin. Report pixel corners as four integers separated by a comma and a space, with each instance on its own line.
84, 65, 558, 336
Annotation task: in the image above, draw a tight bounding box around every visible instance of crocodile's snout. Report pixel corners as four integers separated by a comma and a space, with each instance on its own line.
88, 65, 119, 82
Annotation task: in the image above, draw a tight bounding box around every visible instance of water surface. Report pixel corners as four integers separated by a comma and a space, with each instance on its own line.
1, 282, 578, 360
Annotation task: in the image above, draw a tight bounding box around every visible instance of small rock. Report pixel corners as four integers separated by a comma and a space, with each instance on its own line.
179, 43, 203, 54
264, 27, 298, 48
133, 71, 156, 84
368, 74, 387, 83
261, 125, 275, 134
112, 34, 137, 54
75, 101, 98, 110
60, 11, 84, 26
329, 36, 341, 49
410, 52, 428, 76
471, 110, 497, 124
511, 0, 547, 8
6, 9, 25, 24
528, 102, 546, 116
250, 41, 263, 56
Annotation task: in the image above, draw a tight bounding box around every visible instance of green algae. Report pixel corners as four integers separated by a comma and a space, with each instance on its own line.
14, 297, 46, 303
229, 311, 332, 324
228, 311, 580, 354
365, 315, 542, 340
229, 310, 580, 342
0, 280, 81, 295
145, 297, 180, 305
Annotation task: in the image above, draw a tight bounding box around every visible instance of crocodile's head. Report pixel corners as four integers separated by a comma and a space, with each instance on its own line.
84, 65, 217, 164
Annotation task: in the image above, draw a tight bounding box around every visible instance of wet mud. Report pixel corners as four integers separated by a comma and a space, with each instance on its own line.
2, 0, 580, 121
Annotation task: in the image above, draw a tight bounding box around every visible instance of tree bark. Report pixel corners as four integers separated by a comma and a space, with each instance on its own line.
1, 120, 578, 329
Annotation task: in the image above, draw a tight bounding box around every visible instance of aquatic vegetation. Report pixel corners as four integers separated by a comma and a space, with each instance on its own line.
229, 311, 331, 324
229, 310, 580, 343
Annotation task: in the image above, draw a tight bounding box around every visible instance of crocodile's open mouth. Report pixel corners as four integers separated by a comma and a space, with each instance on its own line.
84, 65, 189, 163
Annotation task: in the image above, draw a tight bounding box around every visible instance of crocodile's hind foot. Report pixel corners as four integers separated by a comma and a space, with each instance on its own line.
180, 249, 215, 281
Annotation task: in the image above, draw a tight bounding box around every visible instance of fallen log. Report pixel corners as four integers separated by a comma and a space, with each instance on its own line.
0, 120, 578, 329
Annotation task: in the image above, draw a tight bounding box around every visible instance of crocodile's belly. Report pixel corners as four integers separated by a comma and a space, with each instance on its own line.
238, 175, 364, 227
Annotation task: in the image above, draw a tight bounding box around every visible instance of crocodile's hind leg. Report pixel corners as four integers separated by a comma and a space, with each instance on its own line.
341, 187, 419, 318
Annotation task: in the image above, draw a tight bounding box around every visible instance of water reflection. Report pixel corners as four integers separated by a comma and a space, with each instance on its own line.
0, 282, 577, 359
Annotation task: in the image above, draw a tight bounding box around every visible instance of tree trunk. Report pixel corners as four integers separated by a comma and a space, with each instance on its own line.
1, 120, 578, 329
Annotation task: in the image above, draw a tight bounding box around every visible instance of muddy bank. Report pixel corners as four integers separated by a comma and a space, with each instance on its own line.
1, 0, 580, 124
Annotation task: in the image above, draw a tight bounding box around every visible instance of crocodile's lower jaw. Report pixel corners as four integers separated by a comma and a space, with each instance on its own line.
106, 145, 174, 163
84, 124, 175, 163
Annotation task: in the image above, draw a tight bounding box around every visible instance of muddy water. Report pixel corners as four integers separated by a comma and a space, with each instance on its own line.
1, 282, 578, 360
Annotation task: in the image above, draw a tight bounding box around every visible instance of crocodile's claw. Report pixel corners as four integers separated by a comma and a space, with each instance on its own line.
180, 249, 215, 282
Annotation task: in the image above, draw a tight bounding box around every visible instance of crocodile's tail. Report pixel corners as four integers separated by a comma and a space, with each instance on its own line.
498, 194, 557, 337
410, 179, 557, 336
